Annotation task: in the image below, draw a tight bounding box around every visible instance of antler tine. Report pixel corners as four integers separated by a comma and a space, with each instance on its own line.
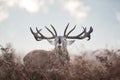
36, 27, 44, 37
86, 27, 93, 40
36, 27, 56, 39
30, 27, 42, 41
76, 26, 86, 37
66, 25, 76, 36
64, 24, 93, 40
45, 26, 55, 36
64, 23, 70, 36
80, 27, 93, 40
50, 24, 57, 36
30, 25, 57, 41
88, 26, 93, 34
77, 26, 93, 40
30, 27, 35, 35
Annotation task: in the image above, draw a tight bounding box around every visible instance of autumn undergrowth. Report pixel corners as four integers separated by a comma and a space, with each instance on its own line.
0, 43, 120, 80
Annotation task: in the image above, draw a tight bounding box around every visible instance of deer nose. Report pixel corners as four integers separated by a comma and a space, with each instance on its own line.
58, 37, 61, 44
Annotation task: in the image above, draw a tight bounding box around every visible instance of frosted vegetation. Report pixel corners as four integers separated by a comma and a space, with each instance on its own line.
0, 43, 120, 80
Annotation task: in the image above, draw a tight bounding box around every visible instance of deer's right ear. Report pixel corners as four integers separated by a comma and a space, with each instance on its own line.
47, 39, 55, 45
67, 40, 75, 45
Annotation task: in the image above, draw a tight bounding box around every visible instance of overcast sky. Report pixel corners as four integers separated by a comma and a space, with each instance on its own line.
0, 0, 120, 55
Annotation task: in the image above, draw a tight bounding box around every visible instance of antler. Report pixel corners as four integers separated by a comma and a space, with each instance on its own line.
30, 25, 57, 41
64, 23, 93, 40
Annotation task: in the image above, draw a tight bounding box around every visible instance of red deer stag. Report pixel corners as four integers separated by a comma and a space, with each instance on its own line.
23, 23, 93, 71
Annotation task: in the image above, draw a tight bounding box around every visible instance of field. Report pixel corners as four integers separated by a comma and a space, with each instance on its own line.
0, 44, 120, 80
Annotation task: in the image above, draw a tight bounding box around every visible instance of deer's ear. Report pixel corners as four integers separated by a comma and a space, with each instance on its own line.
67, 40, 75, 45
47, 39, 55, 45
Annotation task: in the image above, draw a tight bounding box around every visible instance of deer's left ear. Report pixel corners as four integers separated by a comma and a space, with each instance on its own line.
47, 39, 55, 45
67, 40, 75, 45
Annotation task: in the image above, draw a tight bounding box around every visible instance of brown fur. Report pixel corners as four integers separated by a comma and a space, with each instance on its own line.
23, 50, 52, 71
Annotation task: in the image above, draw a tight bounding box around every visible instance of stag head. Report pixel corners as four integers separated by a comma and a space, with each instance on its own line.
30, 23, 93, 49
